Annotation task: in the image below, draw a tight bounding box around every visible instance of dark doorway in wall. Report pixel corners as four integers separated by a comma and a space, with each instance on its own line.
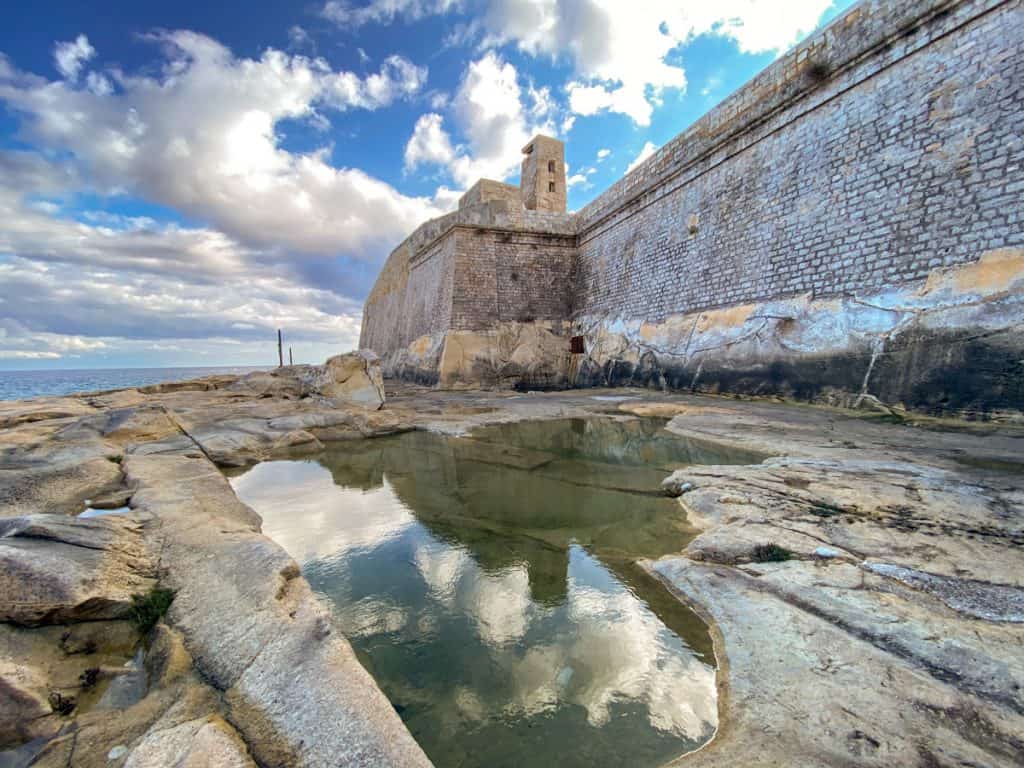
570, 336, 585, 354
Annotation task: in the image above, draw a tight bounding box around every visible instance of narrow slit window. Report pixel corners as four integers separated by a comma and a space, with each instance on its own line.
548, 182, 556, 192
548, 160, 555, 172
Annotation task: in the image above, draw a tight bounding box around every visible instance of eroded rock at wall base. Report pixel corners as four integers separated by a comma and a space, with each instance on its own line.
380, 323, 572, 390
373, 251, 1024, 419
570, 253, 1024, 421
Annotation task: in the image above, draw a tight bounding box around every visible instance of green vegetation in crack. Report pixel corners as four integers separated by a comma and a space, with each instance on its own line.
751, 543, 793, 562
130, 587, 175, 634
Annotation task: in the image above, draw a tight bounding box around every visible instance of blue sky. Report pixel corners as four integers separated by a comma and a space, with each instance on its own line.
0, 0, 856, 369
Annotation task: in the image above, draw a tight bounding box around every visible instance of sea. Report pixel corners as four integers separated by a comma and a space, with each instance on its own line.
0, 366, 267, 401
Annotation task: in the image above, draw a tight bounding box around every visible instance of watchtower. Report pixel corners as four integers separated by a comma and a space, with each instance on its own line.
520, 135, 566, 213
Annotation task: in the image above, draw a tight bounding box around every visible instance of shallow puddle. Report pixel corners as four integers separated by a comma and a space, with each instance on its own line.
231, 418, 760, 768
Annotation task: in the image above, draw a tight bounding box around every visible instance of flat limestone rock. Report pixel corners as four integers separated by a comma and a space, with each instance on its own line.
0, 514, 156, 626
650, 557, 1024, 767
0, 660, 59, 745
123, 452, 431, 768
125, 716, 256, 768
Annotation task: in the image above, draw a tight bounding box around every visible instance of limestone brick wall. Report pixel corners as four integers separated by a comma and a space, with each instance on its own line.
450, 228, 575, 330
359, 230, 456, 355
573, 0, 1023, 323
360, 198, 576, 358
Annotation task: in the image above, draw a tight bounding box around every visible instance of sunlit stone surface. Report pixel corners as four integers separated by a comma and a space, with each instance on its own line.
230, 419, 740, 767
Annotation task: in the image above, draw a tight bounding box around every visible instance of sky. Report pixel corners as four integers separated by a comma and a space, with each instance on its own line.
0, 0, 857, 370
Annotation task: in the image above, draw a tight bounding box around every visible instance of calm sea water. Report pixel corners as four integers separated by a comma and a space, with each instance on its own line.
0, 366, 266, 401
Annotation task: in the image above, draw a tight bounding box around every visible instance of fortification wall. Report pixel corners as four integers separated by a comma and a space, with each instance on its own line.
451, 228, 575, 330
359, 230, 456, 379
360, 0, 1024, 417
360, 198, 576, 385
569, 0, 1024, 418
575, 0, 1020, 315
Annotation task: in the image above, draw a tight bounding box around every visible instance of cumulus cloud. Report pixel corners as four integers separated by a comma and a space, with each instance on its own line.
1, 31, 440, 260
403, 52, 556, 188
53, 34, 95, 81
488, 0, 834, 125
332, 0, 836, 125
0, 144, 366, 364
404, 113, 456, 170
596, 147, 611, 161
626, 141, 659, 173
566, 165, 595, 189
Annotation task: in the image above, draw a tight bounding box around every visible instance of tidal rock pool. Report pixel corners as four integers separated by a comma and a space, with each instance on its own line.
230, 418, 761, 767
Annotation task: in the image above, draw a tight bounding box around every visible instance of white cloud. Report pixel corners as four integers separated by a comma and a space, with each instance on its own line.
321, 0, 463, 27
288, 25, 314, 51
404, 113, 456, 170
701, 72, 724, 97
340, 0, 835, 126
566, 165, 595, 189
0, 148, 365, 364
2, 31, 439, 260
596, 147, 611, 161
403, 52, 557, 189
53, 35, 95, 81
626, 141, 658, 173
497, 0, 834, 124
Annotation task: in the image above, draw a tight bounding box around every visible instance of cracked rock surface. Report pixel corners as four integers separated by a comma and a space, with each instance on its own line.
0, 376, 1021, 766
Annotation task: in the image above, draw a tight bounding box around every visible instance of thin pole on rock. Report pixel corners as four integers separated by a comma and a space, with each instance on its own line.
277, 329, 283, 368
289, 347, 293, 366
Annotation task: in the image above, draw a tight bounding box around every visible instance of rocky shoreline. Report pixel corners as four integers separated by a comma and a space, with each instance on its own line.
1, 359, 1022, 766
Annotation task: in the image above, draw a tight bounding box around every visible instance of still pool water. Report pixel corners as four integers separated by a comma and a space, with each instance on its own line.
230, 418, 764, 768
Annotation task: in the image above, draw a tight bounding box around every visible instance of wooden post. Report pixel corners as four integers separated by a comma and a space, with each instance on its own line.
277, 329, 283, 368
289, 347, 293, 366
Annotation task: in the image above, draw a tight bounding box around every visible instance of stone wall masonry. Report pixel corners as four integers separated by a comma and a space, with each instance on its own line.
450, 228, 576, 331
360, 0, 1024, 415
573, 0, 1023, 323
359, 230, 455, 358
360, 196, 575, 368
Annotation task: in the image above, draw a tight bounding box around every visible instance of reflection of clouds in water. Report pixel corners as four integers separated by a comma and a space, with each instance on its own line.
553, 574, 717, 737
414, 542, 716, 740
414, 541, 533, 646
343, 596, 409, 638
414, 542, 467, 607
465, 564, 532, 646
234, 456, 717, 747
231, 462, 414, 563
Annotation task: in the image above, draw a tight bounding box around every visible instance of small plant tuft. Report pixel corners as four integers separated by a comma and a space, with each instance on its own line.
78, 667, 100, 689
48, 691, 76, 716
129, 587, 175, 634
751, 543, 793, 563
